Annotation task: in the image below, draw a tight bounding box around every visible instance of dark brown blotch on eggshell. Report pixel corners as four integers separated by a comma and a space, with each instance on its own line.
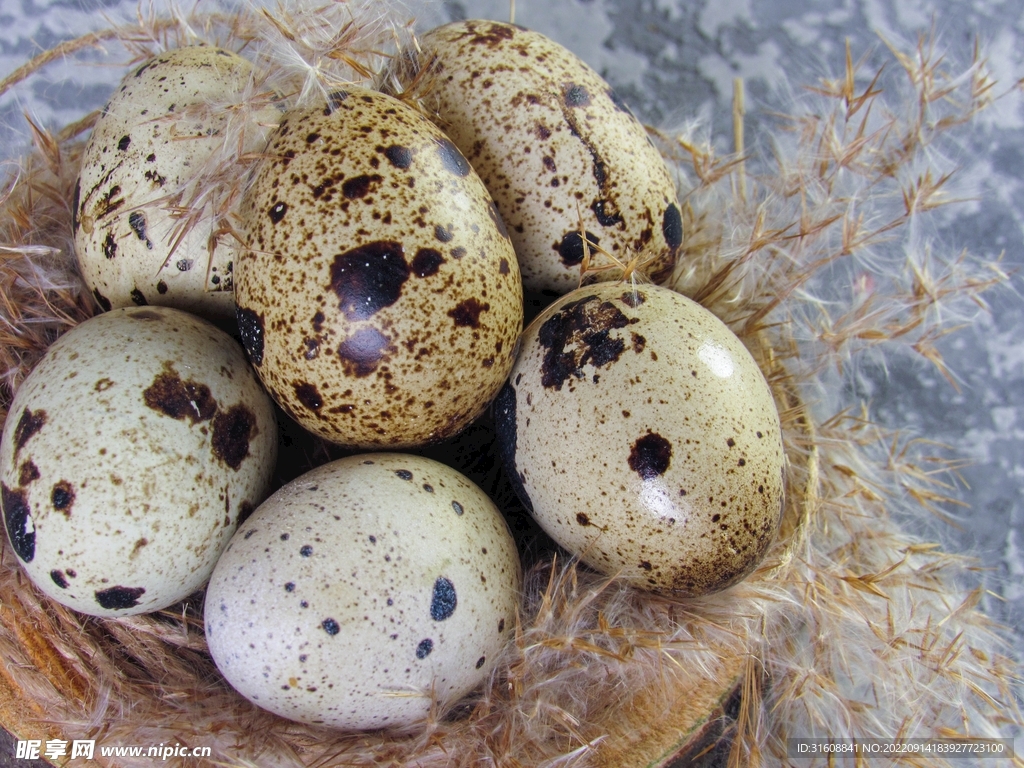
338, 327, 391, 378
103, 232, 118, 260
342, 174, 383, 199
330, 241, 410, 321
18, 460, 40, 486
2, 483, 34, 562
13, 408, 46, 455
128, 211, 152, 249
663, 203, 683, 253
563, 83, 591, 108
628, 432, 672, 480
143, 363, 217, 423
92, 289, 112, 312
537, 294, 633, 390
324, 90, 350, 115
435, 138, 471, 177
269, 202, 287, 224
557, 230, 600, 267
382, 144, 414, 169
293, 382, 323, 412
212, 405, 257, 470
430, 576, 458, 621
448, 298, 489, 329
94, 585, 146, 610
236, 307, 265, 366
412, 248, 445, 277
51, 480, 75, 516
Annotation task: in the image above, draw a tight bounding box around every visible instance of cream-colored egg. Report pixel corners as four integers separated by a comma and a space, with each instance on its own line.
205, 453, 521, 730
0, 306, 277, 617
494, 284, 784, 595
416, 20, 682, 295
236, 87, 523, 449
73, 46, 273, 319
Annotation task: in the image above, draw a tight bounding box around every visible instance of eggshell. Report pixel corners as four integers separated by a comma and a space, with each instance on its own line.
494, 283, 784, 595
235, 87, 523, 449
204, 453, 521, 730
73, 46, 272, 319
0, 306, 277, 617
417, 20, 683, 294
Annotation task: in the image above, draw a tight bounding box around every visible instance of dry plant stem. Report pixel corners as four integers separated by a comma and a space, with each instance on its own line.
733, 77, 747, 204
0, 5, 1019, 768
0, 13, 246, 101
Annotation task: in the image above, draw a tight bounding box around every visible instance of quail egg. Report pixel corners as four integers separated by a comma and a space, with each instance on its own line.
416, 20, 683, 294
0, 306, 277, 616
235, 87, 523, 449
73, 46, 274, 319
205, 453, 521, 730
494, 283, 784, 595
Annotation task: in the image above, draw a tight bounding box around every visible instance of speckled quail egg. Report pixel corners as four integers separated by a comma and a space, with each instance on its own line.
0, 306, 277, 617
416, 20, 683, 294
494, 283, 784, 595
235, 87, 523, 449
205, 453, 521, 730
73, 46, 275, 319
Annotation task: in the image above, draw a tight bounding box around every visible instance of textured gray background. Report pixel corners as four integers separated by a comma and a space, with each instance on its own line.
0, 0, 1021, 760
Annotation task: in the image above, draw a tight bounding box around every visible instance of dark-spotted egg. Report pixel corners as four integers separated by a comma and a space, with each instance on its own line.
236, 87, 523, 449
494, 283, 784, 595
417, 20, 683, 294
0, 307, 277, 617
73, 46, 274, 319
205, 453, 521, 730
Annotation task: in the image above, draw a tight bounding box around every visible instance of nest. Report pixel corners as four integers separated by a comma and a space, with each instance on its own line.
0, 2, 1020, 766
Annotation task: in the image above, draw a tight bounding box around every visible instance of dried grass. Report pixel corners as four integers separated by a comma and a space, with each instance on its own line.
0, 3, 1020, 766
